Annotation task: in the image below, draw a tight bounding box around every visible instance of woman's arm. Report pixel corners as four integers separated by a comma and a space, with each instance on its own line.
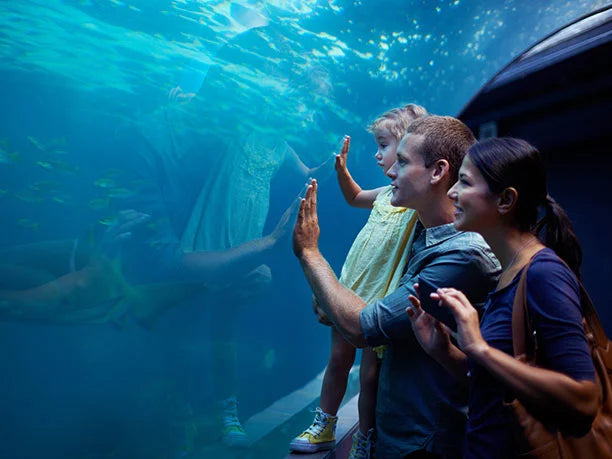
470, 341, 598, 428
436, 287, 599, 430
181, 197, 299, 283
406, 290, 470, 385
334, 135, 385, 209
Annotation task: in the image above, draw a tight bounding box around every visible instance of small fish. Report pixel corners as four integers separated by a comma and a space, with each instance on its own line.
89, 197, 110, 210
98, 216, 117, 226
0, 147, 19, 164
17, 218, 40, 230
28, 136, 47, 152
51, 195, 69, 204
103, 168, 125, 178
0, 189, 7, 196
50, 159, 79, 174
262, 348, 276, 369
145, 218, 169, 231
29, 180, 61, 192
36, 161, 54, 171
94, 178, 116, 188
46, 137, 67, 149
106, 187, 134, 198
14, 191, 43, 203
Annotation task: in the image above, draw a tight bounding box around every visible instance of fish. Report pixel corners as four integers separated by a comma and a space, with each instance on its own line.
36, 159, 78, 174
14, 191, 44, 203
106, 187, 135, 198
17, 218, 40, 230
88, 197, 110, 210
36, 160, 54, 171
29, 180, 61, 192
50, 195, 70, 204
98, 216, 117, 226
262, 348, 277, 369
27, 136, 47, 152
94, 178, 117, 188
0, 146, 19, 164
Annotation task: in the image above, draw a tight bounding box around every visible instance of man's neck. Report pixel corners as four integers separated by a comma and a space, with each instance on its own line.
417, 198, 455, 229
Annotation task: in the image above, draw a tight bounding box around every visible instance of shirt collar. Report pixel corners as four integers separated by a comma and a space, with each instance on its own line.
417, 221, 460, 247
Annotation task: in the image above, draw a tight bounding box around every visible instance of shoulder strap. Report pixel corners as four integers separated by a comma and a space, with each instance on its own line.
512, 251, 610, 358
511, 261, 534, 358
578, 283, 608, 349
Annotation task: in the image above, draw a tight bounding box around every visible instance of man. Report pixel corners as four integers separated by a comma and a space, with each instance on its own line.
293, 116, 500, 458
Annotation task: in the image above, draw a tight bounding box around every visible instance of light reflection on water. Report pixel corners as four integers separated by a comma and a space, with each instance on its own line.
0, 1, 606, 457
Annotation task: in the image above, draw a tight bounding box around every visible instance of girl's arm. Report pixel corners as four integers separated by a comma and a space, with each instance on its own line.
436, 287, 599, 430
335, 135, 385, 209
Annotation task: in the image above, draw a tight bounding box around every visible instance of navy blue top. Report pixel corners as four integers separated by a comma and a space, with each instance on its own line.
360, 222, 501, 458
465, 248, 595, 458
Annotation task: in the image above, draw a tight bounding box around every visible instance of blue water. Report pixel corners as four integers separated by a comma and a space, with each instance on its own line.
0, 1, 606, 458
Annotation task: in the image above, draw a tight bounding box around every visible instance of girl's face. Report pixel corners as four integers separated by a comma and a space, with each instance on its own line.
373, 127, 399, 174
448, 154, 500, 233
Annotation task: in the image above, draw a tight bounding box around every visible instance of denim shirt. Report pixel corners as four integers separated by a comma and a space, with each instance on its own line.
360, 222, 500, 458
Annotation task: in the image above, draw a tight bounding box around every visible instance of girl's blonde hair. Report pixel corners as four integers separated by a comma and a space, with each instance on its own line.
367, 104, 428, 141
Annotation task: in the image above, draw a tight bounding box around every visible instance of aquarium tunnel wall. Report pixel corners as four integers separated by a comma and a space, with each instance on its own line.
0, 1, 609, 458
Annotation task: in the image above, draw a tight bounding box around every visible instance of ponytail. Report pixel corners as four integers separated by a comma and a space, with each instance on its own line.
468, 138, 583, 277
535, 195, 582, 277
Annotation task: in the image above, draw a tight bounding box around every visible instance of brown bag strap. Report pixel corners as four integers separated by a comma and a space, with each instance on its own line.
511, 250, 609, 358
511, 261, 534, 358
579, 283, 608, 349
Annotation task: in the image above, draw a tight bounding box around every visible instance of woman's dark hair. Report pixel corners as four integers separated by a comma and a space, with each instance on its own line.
468, 137, 582, 276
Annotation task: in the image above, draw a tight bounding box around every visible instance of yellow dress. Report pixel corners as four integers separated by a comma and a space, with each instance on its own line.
338, 186, 418, 357
181, 131, 286, 251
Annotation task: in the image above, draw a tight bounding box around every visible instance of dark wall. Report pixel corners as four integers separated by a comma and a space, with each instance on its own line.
458, 18, 612, 333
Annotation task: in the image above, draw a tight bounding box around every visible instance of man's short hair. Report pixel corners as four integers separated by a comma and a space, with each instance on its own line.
405, 115, 476, 185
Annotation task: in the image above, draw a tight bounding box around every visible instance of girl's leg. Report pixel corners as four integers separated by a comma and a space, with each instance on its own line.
289, 324, 356, 453
357, 346, 381, 434
319, 325, 357, 415
346, 347, 381, 458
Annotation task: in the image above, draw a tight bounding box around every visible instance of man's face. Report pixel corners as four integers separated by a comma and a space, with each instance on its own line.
386, 134, 430, 209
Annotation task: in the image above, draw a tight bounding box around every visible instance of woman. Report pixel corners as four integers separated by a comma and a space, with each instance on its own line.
406, 137, 599, 457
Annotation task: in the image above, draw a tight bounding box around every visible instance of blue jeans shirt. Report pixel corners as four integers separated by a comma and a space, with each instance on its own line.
360, 222, 500, 458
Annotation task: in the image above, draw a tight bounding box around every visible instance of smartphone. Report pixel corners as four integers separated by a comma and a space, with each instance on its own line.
417, 275, 456, 331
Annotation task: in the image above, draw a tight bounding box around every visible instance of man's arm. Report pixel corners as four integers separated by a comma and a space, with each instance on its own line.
360, 241, 500, 346
292, 179, 368, 347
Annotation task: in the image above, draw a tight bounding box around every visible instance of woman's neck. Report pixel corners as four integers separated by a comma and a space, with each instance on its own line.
482, 228, 545, 290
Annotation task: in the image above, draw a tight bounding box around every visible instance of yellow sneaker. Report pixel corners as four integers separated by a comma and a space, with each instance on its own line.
218, 396, 249, 448
289, 408, 337, 453
348, 428, 375, 459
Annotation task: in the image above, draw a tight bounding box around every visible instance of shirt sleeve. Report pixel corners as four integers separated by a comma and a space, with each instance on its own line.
527, 258, 595, 382
360, 245, 498, 346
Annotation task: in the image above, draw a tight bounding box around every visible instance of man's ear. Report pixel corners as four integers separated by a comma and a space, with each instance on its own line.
498, 187, 518, 215
430, 159, 450, 185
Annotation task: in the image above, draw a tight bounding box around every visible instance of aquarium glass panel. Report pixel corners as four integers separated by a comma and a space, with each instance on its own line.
0, 1, 606, 457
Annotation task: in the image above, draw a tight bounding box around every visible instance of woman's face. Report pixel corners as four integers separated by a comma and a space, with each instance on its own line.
448, 154, 500, 233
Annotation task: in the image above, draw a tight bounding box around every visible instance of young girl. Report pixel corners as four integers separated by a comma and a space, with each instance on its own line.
290, 104, 427, 458
407, 137, 598, 457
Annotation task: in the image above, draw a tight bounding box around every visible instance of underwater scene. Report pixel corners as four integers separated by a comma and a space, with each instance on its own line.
0, 1, 607, 458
